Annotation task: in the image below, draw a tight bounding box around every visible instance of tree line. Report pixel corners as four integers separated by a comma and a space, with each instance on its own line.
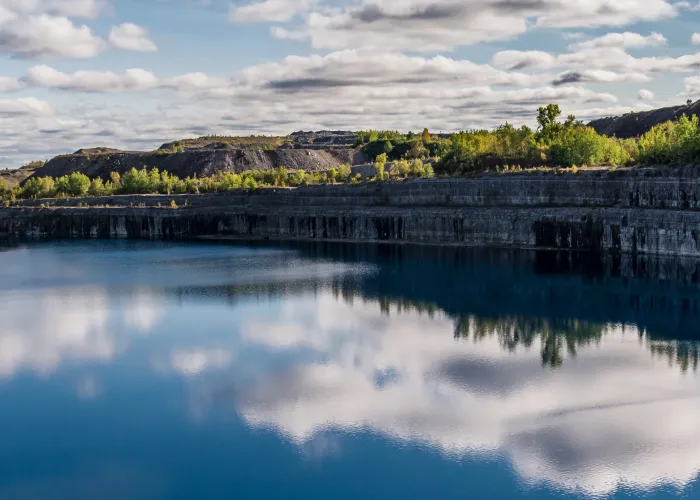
0, 159, 435, 203
356, 105, 700, 174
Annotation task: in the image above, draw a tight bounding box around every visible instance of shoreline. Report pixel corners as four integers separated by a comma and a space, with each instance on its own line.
4, 177, 700, 257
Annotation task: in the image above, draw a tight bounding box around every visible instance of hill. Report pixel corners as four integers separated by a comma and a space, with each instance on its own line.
26, 132, 368, 183
588, 101, 700, 138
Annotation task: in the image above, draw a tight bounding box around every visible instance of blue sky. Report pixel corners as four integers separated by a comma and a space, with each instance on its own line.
2, 0, 700, 167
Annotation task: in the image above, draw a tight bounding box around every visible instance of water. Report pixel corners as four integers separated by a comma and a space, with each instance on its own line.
0, 240, 699, 500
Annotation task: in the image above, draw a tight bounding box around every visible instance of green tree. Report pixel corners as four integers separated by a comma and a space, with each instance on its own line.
109, 171, 121, 189
536, 104, 563, 144
88, 178, 106, 196
67, 172, 90, 197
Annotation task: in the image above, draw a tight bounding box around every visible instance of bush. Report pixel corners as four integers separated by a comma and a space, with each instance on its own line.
637, 114, 700, 164
67, 173, 90, 197
21, 176, 55, 199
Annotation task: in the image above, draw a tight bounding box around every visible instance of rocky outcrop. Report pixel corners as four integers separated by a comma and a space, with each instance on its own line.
588, 101, 700, 138
24, 131, 369, 183
31, 148, 349, 182
0, 164, 41, 188
6, 176, 700, 257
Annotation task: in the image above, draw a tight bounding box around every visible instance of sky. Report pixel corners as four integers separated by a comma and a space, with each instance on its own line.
2, 0, 700, 168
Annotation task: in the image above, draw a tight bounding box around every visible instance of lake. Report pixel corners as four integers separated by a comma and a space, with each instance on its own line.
0, 240, 699, 500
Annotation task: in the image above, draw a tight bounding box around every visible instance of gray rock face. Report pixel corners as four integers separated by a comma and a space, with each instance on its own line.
5, 177, 700, 257
31, 148, 350, 182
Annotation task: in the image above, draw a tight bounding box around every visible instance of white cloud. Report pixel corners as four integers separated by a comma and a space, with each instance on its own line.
240, 50, 548, 89
638, 89, 655, 100
0, 97, 53, 116
571, 32, 667, 50
693, 33, 700, 45
229, 0, 310, 23
0, 76, 22, 92
160, 72, 230, 92
26, 65, 158, 92
494, 45, 700, 81
552, 69, 651, 86
0, 0, 104, 19
682, 75, 700, 96
492, 50, 557, 70
286, 0, 679, 52
0, 14, 105, 59
109, 23, 158, 52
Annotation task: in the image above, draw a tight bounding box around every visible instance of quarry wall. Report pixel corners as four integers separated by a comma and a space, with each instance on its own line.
4, 177, 700, 257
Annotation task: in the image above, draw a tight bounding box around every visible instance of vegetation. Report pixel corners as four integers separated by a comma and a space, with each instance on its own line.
1, 160, 434, 202
357, 105, 700, 175
21, 160, 48, 169
8, 103, 700, 204
356, 128, 451, 161
157, 135, 290, 152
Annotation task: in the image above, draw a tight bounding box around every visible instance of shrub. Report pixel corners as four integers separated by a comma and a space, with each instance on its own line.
88, 178, 106, 197
67, 172, 90, 197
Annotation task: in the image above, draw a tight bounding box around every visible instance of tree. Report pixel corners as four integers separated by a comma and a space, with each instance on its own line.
67, 172, 90, 197
687, 99, 693, 106
536, 103, 563, 144
383, 140, 394, 155
406, 139, 429, 159
422, 128, 431, 142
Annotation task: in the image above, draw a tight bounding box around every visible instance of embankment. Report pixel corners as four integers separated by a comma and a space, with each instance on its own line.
4, 175, 700, 256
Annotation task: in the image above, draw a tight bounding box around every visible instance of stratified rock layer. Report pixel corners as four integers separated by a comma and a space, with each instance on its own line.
4, 176, 700, 257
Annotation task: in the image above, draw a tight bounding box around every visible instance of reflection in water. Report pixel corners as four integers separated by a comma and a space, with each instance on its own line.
0, 241, 699, 499
0, 287, 164, 379
234, 296, 700, 497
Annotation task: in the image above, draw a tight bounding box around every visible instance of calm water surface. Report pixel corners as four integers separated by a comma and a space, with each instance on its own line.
0, 240, 699, 500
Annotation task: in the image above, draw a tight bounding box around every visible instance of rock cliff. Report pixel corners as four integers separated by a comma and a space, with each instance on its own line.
25, 131, 366, 183
5, 176, 700, 257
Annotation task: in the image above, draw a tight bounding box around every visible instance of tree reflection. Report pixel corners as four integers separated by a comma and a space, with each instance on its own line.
168, 280, 700, 372
648, 340, 700, 373
454, 315, 605, 368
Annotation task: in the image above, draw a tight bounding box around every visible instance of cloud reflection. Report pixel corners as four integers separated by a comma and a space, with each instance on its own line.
0, 288, 164, 379
235, 295, 700, 496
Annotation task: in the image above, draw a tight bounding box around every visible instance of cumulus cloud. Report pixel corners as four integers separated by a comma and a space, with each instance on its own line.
0, 97, 53, 116
552, 69, 651, 86
241, 50, 548, 90
160, 72, 230, 92
693, 33, 700, 45
494, 45, 700, 79
0, 76, 22, 92
229, 0, 311, 23
0, 0, 105, 19
492, 50, 557, 71
109, 23, 158, 52
682, 75, 700, 97
571, 31, 667, 50
281, 0, 679, 52
25, 65, 158, 93
638, 89, 655, 100
0, 14, 105, 59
